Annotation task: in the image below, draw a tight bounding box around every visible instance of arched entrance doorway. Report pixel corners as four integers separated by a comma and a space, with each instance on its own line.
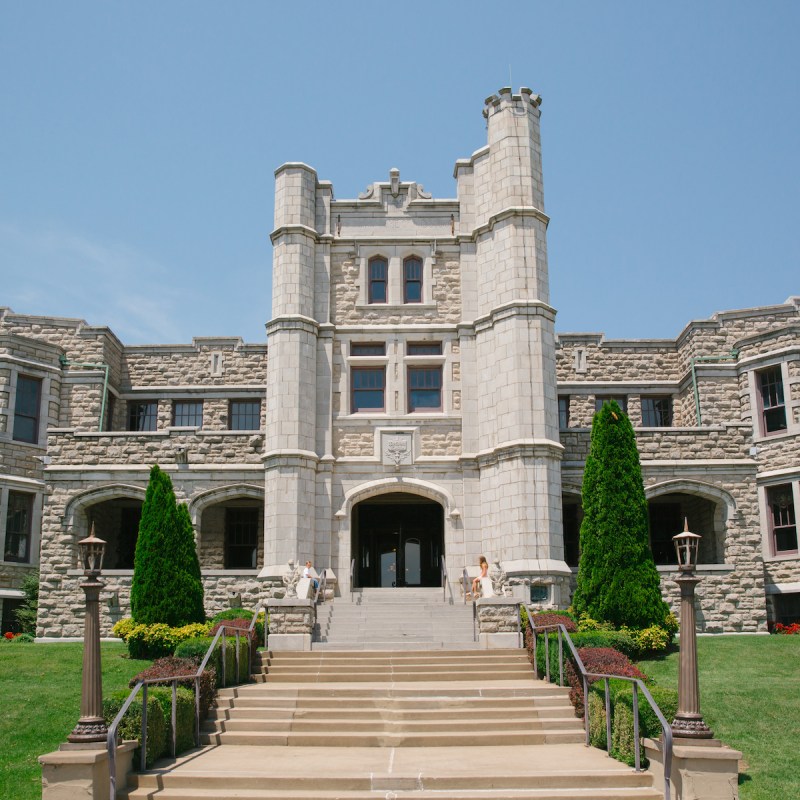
353, 493, 444, 588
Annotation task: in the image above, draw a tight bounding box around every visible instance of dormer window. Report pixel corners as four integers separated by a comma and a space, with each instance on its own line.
368, 257, 388, 304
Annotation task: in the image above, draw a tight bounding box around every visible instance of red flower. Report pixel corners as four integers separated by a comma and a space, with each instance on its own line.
3, 632, 14, 640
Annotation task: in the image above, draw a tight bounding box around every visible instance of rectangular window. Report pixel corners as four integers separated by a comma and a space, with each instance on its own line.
407, 342, 442, 355
351, 342, 386, 356
4, 491, 33, 563
768, 484, 797, 554
229, 400, 261, 430
758, 366, 787, 435
595, 395, 628, 414
642, 396, 672, 427
368, 258, 387, 304
774, 592, 800, 626
648, 502, 682, 565
351, 367, 385, 412
558, 396, 570, 429
173, 400, 203, 427
225, 507, 259, 569
403, 257, 422, 303
1, 598, 23, 635
127, 401, 157, 432
13, 375, 42, 443
408, 366, 442, 412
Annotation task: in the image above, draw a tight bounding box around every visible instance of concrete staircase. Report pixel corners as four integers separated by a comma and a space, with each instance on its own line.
121, 648, 662, 799
314, 587, 479, 650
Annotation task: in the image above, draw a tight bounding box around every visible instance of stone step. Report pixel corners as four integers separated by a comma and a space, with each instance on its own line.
123, 744, 660, 799
256, 649, 525, 662
203, 716, 582, 734
199, 729, 586, 747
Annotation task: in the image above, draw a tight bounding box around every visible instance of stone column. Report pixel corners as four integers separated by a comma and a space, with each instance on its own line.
476, 598, 523, 649
266, 598, 315, 651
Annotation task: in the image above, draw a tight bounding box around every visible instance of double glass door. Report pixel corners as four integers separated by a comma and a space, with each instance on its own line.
355, 498, 443, 588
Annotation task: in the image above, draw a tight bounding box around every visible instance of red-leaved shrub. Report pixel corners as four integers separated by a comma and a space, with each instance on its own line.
210, 618, 258, 662
531, 612, 577, 633
566, 647, 646, 715
130, 656, 216, 718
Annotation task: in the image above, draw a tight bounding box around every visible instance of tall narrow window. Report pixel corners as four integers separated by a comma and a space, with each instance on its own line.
127, 401, 158, 432
351, 367, 385, 412
758, 366, 787, 435
368, 257, 387, 304
642, 396, 672, 427
225, 507, 259, 569
408, 366, 442, 412
173, 400, 203, 427
403, 256, 422, 303
4, 491, 33, 563
768, 485, 797, 555
558, 396, 570, 429
229, 400, 261, 430
13, 375, 42, 443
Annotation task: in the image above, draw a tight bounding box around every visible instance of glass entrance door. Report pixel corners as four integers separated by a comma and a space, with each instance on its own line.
354, 496, 443, 588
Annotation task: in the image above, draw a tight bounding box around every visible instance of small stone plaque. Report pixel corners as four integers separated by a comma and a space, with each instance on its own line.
381, 432, 413, 466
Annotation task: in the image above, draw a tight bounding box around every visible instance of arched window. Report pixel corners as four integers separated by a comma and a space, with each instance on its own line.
368, 257, 388, 304
403, 256, 422, 303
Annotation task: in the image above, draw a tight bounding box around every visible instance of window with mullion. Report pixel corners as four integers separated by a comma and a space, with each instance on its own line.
642, 396, 672, 427
230, 400, 261, 430
4, 491, 33, 563
408, 366, 442, 412
173, 400, 203, 427
127, 400, 158, 432
13, 375, 42, 443
351, 367, 385, 412
558, 396, 570, 429
758, 367, 787, 435
768, 484, 798, 554
368, 257, 388, 304
225, 507, 259, 569
595, 395, 628, 414
404, 257, 422, 303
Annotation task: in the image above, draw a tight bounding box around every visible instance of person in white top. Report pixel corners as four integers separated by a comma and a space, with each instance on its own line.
303, 560, 319, 590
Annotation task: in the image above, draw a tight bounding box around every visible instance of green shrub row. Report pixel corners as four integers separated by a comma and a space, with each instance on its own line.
587, 679, 678, 766
175, 635, 250, 687
112, 619, 212, 660
103, 691, 167, 768
104, 685, 198, 766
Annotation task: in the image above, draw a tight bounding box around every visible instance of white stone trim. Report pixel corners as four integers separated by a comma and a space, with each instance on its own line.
334, 477, 457, 520
188, 483, 264, 525
62, 483, 147, 529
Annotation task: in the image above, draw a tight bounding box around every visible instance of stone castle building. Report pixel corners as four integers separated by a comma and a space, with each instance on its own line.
1, 87, 798, 638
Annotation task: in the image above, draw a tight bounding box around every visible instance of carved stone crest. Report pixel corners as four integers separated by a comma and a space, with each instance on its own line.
382, 432, 413, 466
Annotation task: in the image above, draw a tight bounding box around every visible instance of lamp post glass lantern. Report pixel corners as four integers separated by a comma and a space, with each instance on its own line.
68, 523, 109, 743
671, 519, 713, 740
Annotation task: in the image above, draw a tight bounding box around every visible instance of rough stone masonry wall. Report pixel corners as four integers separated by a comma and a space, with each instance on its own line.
266, 604, 314, 635
477, 602, 521, 633
121, 342, 267, 389
331, 254, 462, 325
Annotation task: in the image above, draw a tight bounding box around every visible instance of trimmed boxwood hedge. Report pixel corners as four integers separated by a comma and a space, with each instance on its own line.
103, 690, 166, 768
149, 686, 196, 755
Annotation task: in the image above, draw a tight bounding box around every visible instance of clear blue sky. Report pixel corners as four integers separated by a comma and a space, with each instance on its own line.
2, 1, 798, 344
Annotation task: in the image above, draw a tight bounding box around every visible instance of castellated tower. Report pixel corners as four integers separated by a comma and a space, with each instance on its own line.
263, 88, 568, 603
455, 87, 565, 591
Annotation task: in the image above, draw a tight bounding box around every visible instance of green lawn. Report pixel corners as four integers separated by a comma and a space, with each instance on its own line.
637, 635, 800, 800
0, 642, 151, 800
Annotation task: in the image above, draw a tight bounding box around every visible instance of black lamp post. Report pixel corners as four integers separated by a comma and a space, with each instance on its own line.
68, 524, 108, 743
671, 520, 713, 740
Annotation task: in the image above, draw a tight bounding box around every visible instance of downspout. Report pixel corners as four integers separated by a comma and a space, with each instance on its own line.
59, 356, 110, 432
689, 350, 739, 426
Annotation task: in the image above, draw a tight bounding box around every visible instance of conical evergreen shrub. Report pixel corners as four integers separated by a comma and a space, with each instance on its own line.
130, 465, 205, 626
572, 401, 670, 629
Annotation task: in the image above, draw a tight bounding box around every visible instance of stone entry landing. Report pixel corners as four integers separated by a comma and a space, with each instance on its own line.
120, 649, 662, 799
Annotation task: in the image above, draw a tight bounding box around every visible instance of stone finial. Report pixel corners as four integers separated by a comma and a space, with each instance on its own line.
390, 167, 400, 197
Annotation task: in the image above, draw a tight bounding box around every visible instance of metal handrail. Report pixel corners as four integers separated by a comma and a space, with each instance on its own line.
440, 556, 448, 603
108, 606, 266, 799
350, 558, 355, 602
461, 567, 469, 605
526, 613, 672, 800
